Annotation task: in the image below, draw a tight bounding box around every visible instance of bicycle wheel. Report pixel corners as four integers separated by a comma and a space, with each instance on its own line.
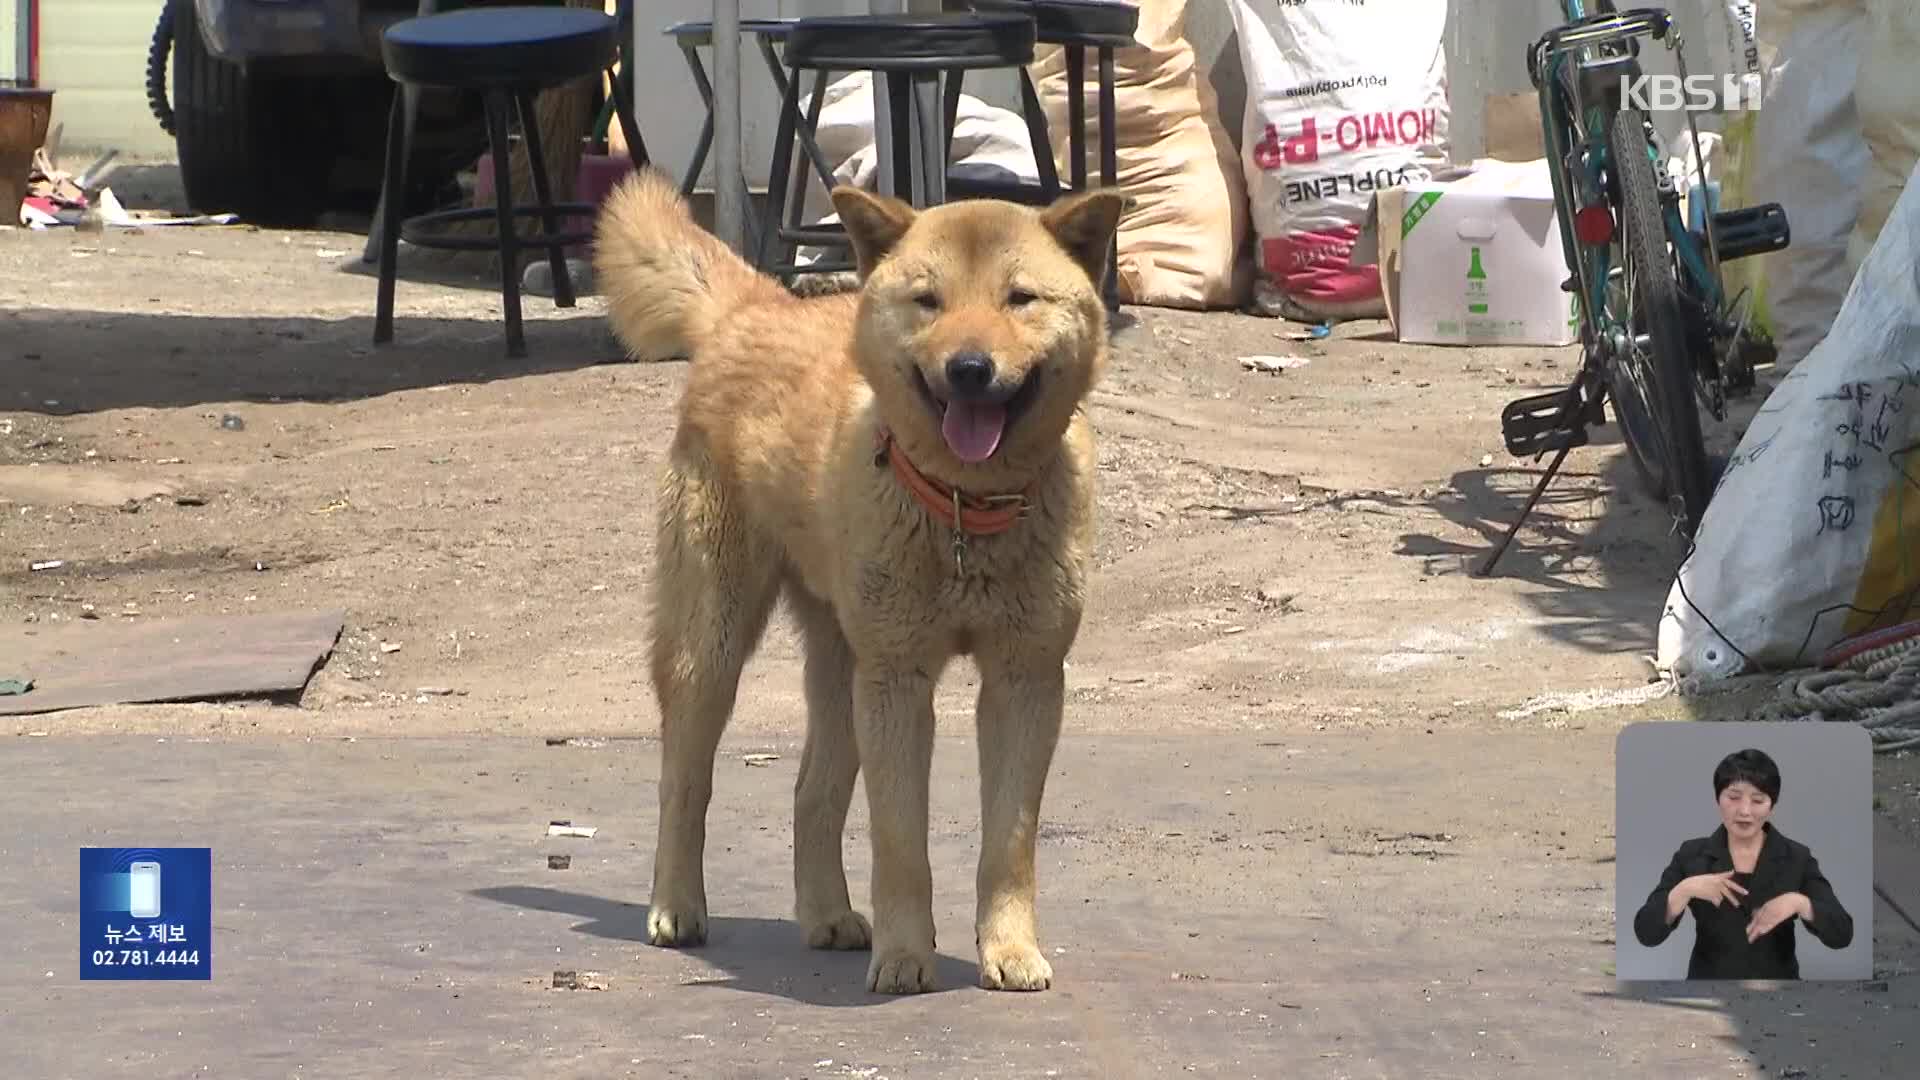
1604, 108, 1712, 540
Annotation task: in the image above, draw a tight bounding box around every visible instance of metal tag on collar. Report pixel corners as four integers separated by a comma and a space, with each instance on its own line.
982, 492, 1029, 517
951, 489, 968, 577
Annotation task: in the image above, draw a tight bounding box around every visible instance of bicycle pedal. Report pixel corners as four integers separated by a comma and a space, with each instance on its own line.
1741, 335, 1778, 370
1499, 389, 1593, 458
1710, 203, 1791, 262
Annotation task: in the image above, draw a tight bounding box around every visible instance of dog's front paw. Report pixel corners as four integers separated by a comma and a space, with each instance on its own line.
866, 947, 938, 994
803, 909, 873, 951
978, 939, 1053, 991
645, 903, 708, 947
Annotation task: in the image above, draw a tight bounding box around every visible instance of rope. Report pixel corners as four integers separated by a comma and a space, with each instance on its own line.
1750, 623, 1920, 752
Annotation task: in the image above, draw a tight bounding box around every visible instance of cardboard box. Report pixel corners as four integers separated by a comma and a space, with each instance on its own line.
1357, 159, 1580, 347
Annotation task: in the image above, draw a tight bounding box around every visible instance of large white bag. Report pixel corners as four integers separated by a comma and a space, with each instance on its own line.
1701, 1, 1763, 111
1847, 0, 1920, 273
1737, 0, 1867, 370
1027, 0, 1249, 310
1226, 0, 1450, 322
1656, 157, 1920, 680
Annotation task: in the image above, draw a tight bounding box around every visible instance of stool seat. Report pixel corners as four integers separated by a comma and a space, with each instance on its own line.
664, 18, 799, 44
382, 7, 619, 89
785, 13, 1036, 71
974, 0, 1140, 49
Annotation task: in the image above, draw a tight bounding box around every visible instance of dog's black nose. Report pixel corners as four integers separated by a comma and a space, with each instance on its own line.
945, 351, 996, 396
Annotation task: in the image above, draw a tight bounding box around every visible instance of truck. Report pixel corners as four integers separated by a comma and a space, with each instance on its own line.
148, 0, 489, 225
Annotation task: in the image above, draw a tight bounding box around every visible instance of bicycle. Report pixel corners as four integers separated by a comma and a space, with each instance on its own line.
1476, 1, 1791, 576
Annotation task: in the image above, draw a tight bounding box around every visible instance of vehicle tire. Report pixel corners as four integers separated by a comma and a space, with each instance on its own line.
1604, 107, 1713, 543
169, 0, 330, 226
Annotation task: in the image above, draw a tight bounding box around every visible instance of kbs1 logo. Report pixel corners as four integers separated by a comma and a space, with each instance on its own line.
1621, 73, 1764, 113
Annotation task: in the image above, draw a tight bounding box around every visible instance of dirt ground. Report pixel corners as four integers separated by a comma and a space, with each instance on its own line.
1, 206, 1696, 736
2, 178, 1918, 1073
4, 182, 1918, 822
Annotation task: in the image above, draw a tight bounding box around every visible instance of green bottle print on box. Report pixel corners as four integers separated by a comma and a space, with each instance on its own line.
1466, 245, 1489, 316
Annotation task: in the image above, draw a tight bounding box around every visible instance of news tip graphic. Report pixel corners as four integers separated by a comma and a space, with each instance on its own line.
79, 848, 212, 981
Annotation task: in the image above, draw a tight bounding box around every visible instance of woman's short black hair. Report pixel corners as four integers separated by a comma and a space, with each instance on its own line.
1713, 748, 1782, 803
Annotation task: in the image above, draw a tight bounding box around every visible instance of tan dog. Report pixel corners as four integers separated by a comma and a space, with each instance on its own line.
594, 168, 1121, 994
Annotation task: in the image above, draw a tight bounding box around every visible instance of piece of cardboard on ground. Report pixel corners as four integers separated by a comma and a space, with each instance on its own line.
0, 464, 176, 508
0, 609, 345, 717
1352, 157, 1577, 347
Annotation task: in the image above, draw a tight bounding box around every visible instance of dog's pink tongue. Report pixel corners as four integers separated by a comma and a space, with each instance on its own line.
941, 400, 1007, 463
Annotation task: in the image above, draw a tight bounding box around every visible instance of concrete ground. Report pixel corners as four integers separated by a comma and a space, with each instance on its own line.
3, 734, 1916, 1079
2, 172, 1917, 1077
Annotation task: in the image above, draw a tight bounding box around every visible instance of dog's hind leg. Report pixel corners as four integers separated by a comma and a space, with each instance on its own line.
645, 452, 780, 948
787, 588, 872, 950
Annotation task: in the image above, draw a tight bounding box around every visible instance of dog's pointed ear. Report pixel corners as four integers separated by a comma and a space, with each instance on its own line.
831, 186, 918, 280
1039, 188, 1126, 286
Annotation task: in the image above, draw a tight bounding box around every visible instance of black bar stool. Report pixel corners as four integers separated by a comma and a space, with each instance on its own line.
956, 0, 1138, 311
758, 12, 1038, 283
662, 18, 842, 258
371, 5, 643, 358
663, 19, 844, 199
359, 0, 645, 267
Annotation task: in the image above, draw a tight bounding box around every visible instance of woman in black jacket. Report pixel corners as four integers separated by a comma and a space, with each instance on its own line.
1633, 748, 1854, 979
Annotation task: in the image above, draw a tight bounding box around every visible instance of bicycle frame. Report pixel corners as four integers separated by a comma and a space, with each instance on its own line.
1532, 2, 1734, 417
1476, 1, 1785, 577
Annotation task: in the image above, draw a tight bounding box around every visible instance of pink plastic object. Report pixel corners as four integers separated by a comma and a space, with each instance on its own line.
470, 148, 635, 252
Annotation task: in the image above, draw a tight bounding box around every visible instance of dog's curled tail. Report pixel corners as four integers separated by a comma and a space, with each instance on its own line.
593, 168, 780, 362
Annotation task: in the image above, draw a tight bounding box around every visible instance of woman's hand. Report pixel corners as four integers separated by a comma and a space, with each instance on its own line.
1666, 870, 1747, 923
1681, 870, 1749, 907
1746, 892, 1813, 942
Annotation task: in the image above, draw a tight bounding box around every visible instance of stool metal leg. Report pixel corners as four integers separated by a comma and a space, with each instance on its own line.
1018, 68, 1061, 201
364, 83, 420, 268
942, 68, 964, 167
756, 36, 838, 193
1066, 45, 1088, 192
604, 62, 649, 169
780, 68, 831, 260
514, 89, 576, 311
373, 84, 413, 346
482, 90, 527, 359
759, 67, 803, 278
884, 71, 914, 205
677, 41, 716, 196
1098, 45, 1121, 312
909, 70, 946, 209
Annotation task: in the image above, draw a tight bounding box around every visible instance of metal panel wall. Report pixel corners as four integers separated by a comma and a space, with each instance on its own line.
37, 0, 171, 156
633, 0, 1024, 191
1, 0, 22, 83
632, 0, 1739, 191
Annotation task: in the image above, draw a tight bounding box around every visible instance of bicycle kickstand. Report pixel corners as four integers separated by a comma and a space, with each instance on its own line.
1473, 443, 1575, 578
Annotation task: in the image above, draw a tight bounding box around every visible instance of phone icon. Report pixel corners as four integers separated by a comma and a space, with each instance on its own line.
128, 861, 162, 919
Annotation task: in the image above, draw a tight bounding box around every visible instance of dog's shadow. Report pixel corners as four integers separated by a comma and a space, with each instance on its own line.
472, 885, 979, 1006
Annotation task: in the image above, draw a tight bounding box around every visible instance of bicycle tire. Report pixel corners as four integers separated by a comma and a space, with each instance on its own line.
1605, 107, 1712, 541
